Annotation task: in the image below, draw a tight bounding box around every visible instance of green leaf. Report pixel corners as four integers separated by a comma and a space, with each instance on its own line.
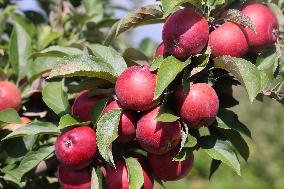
105, 5, 163, 45
9, 22, 32, 80
125, 157, 144, 189
217, 127, 250, 161
199, 136, 241, 176
2, 135, 37, 164
123, 48, 149, 66
214, 56, 269, 102
162, 0, 203, 17
154, 56, 190, 100
90, 98, 109, 124
116, 4, 163, 37
83, 0, 103, 19
94, 165, 105, 189
217, 109, 251, 138
223, 9, 256, 32
96, 109, 122, 166
8, 12, 36, 38
155, 105, 179, 122
6, 145, 54, 181
90, 44, 127, 76
33, 46, 83, 58
58, 114, 89, 129
49, 54, 120, 83
139, 38, 158, 58
267, 3, 284, 25
208, 0, 226, 7
37, 26, 61, 50
91, 167, 100, 189
0, 109, 21, 124
150, 56, 164, 71
256, 48, 277, 80
3, 121, 59, 140
42, 81, 71, 116
209, 159, 221, 179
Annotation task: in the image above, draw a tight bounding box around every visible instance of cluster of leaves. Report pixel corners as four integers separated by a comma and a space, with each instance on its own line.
0, 0, 283, 188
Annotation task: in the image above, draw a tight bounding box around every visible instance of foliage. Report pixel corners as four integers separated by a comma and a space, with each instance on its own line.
0, 0, 283, 188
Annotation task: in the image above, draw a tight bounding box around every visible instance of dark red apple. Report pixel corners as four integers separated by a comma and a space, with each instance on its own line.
72, 90, 105, 122
209, 22, 249, 57
136, 107, 181, 155
148, 147, 194, 181
103, 100, 137, 143
58, 165, 91, 189
241, 3, 279, 51
0, 81, 21, 111
115, 65, 159, 111
55, 126, 97, 169
105, 159, 153, 189
154, 43, 166, 58
163, 8, 209, 60
174, 83, 219, 128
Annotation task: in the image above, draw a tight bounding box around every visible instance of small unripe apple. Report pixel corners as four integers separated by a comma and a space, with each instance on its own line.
163, 8, 209, 60
3, 117, 31, 131
174, 83, 219, 128
103, 100, 137, 143
105, 159, 153, 189
209, 22, 249, 57
115, 66, 159, 111
136, 107, 181, 155
55, 126, 97, 169
58, 165, 91, 189
148, 147, 194, 181
154, 43, 166, 58
0, 81, 21, 111
72, 90, 105, 122
241, 3, 279, 51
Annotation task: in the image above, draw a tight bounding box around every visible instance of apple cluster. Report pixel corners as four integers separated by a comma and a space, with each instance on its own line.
53, 2, 279, 189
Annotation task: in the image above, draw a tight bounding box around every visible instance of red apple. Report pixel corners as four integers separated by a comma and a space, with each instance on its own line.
154, 43, 166, 58
209, 22, 249, 57
163, 8, 209, 60
136, 107, 181, 155
0, 81, 21, 111
174, 83, 219, 128
115, 65, 159, 111
103, 100, 137, 143
58, 165, 91, 189
72, 90, 105, 122
55, 126, 97, 169
148, 147, 194, 181
241, 3, 279, 51
105, 159, 153, 189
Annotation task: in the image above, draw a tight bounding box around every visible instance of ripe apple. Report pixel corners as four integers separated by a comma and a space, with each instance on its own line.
209, 22, 249, 57
154, 43, 166, 58
174, 83, 219, 128
72, 90, 106, 122
136, 107, 181, 155
163, 8, 209, 60
3, 117, 31, 131
105, 159, 153, 189
115, 65, 159, 111
241, 3, 279, 51
58, 165, 91, 189
55, 126, 97, 169
0, 81, 21, 111
103, 100, 137, 143
148, 147, 194, 181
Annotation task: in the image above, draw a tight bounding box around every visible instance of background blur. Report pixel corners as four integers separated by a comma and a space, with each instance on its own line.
10, 0, 284, 189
